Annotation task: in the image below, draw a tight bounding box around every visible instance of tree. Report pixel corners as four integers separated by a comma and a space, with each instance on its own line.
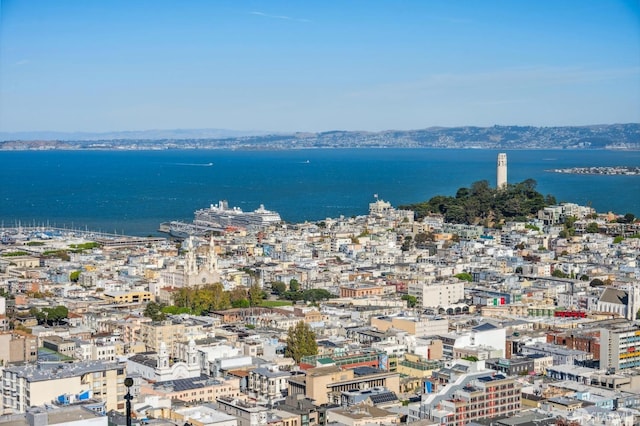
229, 287, 248, 304
552, 269, 569, 278
454, 272, 473, 282
585, 222, 599, 233
402, 294, 418, 308
589, 278, 605, 287
302, 288, 335, 302
271, 281, 287, 295
248, 283, 264, 306
69, 270, 81, 282
285, 321, 318, 363
401, 235, 413, 251
289, 279, 300, 292
42, 305, 69, 325
231, 299, 250, 308
624, 213, 636, 224
144, 301, 167, 321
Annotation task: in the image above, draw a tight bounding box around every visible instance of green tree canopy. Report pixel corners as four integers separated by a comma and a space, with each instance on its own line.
289, 279, 300, 292
585, 222, 600, 233
402, 294, 418, 308
144, 301, 167, 321
248, 284, 265, 307
399, 179, 553, 226
271, 281, 287, 295
454, 272, 473, 282
285, 321, 318, 363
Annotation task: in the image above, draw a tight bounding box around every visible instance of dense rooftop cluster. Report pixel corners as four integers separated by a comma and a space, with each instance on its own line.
0, 198, 639, 426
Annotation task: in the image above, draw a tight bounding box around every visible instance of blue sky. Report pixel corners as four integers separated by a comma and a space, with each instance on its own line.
1, 0, 638, 133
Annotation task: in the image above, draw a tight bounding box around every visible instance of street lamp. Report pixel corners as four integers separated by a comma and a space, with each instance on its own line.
124, 377, 134, 426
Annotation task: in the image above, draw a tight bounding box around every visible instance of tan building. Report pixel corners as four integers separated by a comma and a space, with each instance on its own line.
339, 283, 385, 299
5, 256, 40, 268
288, 366, 400, 406
216, 396, 269, 426
139, 320, 186, 355
42, 335, 76, 358
0, 331, 38, 365
370, 315, 448, 337
326, 404, 399, 426
2, 361, 127, 414
397, 354, 441, 379
102, 290, 153, 304
142, 376, 241, 404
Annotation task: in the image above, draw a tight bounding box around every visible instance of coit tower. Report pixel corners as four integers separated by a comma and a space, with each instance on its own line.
497, 153, 507, 190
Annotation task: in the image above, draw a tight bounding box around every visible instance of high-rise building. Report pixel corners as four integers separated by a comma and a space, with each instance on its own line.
497, 153, 507, 190
599, 322, 640, 371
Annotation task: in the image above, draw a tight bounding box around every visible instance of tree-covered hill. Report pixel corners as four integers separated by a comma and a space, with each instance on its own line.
400, 179, 556, 226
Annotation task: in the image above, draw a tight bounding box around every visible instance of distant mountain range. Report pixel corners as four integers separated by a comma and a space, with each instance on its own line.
1, 123, 639, 150
0, 128, 269, 142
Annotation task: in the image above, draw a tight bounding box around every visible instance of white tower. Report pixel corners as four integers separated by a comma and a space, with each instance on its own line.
184, 237, 198, 275
497, 153, 507, 190
158, 341, 170, 370
187, 338, 198, 367
627, 283, 640, 321
207, 234, 218, 273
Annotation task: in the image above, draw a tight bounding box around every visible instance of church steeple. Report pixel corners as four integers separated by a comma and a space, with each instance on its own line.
187, 338, 198, 367
158, 341, 170, 370
207, 234, 218, 273
184, 237, 198, 275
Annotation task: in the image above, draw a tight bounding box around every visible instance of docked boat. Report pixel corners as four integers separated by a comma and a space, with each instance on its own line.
160, 201, 281, 239
194, 200, 282, 229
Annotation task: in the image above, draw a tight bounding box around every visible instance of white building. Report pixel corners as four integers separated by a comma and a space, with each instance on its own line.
409, 280, 465, 309
126, 340, 200, 382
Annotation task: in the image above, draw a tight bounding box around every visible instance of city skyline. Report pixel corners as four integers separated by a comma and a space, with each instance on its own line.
0, 0, 639, 134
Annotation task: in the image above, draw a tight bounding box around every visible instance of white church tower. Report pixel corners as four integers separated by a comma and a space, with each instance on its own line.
627, 283, 640, 321
497, 153, 507, 190
158, 341, 170, 370
184, 237, 198, 275
207, 234, 218, 273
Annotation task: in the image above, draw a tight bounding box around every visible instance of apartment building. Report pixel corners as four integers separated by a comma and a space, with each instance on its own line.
0, 331, 38, 365
288, 365, 400, 406
600, 323, 640, 371
419, 374, 521, 426
139, 319, 186, 354
102, 290, 153, 304
143, 376, 241, 404
247, 367, 291, 405
2, 361, 127, 414
216, 396, 269, 426
370, 315, 449, 337
408, 280, 465, 309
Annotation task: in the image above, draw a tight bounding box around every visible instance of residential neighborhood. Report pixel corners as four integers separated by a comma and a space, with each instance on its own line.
0, 198, 639, 426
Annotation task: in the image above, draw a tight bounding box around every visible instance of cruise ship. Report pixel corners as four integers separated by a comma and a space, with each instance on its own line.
160, 200, 282, 238
194, 200, 282, 229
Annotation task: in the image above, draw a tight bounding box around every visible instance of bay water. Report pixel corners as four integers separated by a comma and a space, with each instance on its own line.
1, 149, 639, 236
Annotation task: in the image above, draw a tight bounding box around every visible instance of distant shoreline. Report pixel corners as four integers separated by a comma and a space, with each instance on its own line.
1, 146, 640, 152
548, 166, 640, 175
1, 123, 639, 151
